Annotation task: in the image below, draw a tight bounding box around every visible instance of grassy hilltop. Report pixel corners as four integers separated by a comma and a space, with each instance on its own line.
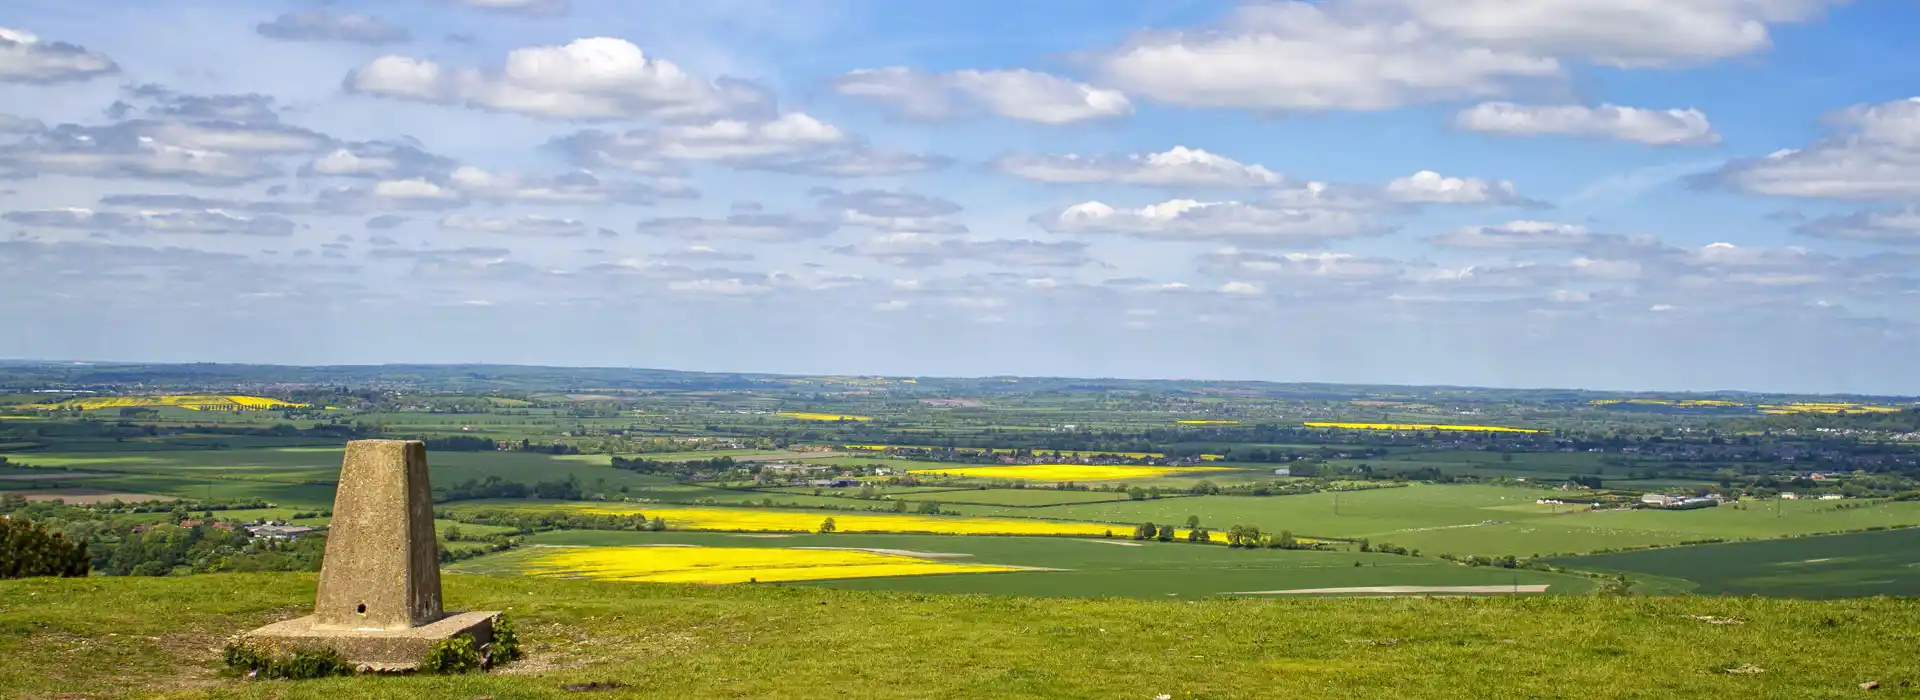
2, 573, 1913, 699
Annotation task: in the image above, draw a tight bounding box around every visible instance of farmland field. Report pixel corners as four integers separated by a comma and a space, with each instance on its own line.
991, 485, 1920, 557
444, 499, 1217, 539
451, 530, 1597, 598
889, 488, 1144, 507
905, 463, 1241, 482
471, 543, 1026, 584
1548, 527, 1920, 598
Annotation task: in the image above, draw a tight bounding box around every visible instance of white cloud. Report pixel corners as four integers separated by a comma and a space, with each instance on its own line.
256, 11, 410, 45
1037, 199, 1382, 244
1202, 248, 1404, 280
3, 206, 297, 236
345, 37, 768, 120
1385, 170, 1540, 206
1219, 281, 1263, 295
1093, 1, 1833, 112
438, 214, 604, 237
994, 146, 1283, 187
446, 165, 691, 205
835, 67, 1131, 124
811, 187, 966, 234
0, 122, 301, 185
0, 26, 118, 84
667, 278, 772, 295
1796, 207, 1920, 245
1454, 102, 1720, 146
552, 113, 943, 177
1708, 97, 1920, 201
634, 213, 838, 243
1430, 221, 1595, 248
832, 234, 1095, 268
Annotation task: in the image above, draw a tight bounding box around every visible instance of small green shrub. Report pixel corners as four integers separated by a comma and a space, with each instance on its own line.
421, 634, 484, 674
485, 614, 523, 668
222, 641, 353, 679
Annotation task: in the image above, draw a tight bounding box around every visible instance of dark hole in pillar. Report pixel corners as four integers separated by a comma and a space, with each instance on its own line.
357, 603, 366, 614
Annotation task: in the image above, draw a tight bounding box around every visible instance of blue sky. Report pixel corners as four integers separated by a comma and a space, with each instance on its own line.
3, 0, 1919, 394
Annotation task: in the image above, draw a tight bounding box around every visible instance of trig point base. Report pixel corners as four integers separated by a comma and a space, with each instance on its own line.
241, 440, 498, 671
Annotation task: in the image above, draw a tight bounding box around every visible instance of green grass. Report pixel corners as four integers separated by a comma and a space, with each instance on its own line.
455, 529, 1596, 598
1, 573, 1914, 698
1549, 527, 1920, 598
1003, 485, 1920, 558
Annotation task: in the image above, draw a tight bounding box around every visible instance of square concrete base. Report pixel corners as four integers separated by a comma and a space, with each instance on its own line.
241, 611, 499, 672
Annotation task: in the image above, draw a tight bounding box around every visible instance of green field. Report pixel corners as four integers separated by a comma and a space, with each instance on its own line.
0, 447, 673, 507
992, 485, 1920, 557
451, 530, 1595, 597
1550, 527, 1920, 598
2, 573, 1914, 698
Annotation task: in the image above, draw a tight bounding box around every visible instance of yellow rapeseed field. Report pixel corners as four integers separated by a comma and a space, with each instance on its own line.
906, 464, 1236, 482
1758, 403, 1903, 415
486, 502, 1216, 540
22, 395, 307, 411
1304, 422, 1543, 434
523, 545, 1018, 584
840, 445, 1225, 461
777, 412, 873, 421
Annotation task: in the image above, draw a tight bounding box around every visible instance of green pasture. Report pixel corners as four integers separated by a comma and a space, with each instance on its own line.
1550, 527, 1920, 598
454, 529, 1595, 598
6, 574, 1916, 699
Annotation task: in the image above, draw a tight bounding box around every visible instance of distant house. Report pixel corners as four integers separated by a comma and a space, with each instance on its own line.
1780, 492, 1800, 500
1272, 467, 1292, 476
1641, 494, 1681, 507
806, 478, 859, 488
1819, 494, 1844, 500
247, 523, 317, 540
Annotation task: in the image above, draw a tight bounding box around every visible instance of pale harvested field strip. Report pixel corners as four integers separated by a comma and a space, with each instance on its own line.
0, 472, 99, 481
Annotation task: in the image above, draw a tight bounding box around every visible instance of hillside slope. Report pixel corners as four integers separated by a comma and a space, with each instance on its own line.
0, 573, 1911, 699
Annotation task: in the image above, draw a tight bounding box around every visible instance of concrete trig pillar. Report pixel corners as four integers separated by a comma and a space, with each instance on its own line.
313, 440, 444, 630
241, 440, 497, 671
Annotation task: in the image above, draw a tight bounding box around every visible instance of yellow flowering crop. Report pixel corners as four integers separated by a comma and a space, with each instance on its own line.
840, 445, 1225, 461
906, 464, 1235, 482
1758, 403, 1902, 415
1176, 420, 1241, 425
24, 395, 307, 411
524, 546, 1019, 584
1305, 422, 1543, 434
471, 502, 1216, 540
777, 412, 873, 421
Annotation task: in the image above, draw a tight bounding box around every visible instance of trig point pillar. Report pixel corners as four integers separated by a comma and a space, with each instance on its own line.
314, 440, 444, 629
241, 440, 498, 671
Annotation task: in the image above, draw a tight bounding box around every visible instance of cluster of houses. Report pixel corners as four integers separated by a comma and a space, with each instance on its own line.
1639, 493, 1729, 509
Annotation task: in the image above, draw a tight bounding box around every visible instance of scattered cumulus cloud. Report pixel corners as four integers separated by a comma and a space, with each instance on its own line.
550, 113, 944, 177
345, 37, 769, 121
0, 26, 118, 84
1795, 208, 1920, 245
1092, 0, 1833, 112
834, 67, 1131, 124
438, 214, 603, 237
1384, 170, 1542, 206
256, 11, 411, 45
1705, 97, 1920, 201
1037, 198, 1384, 245
832, 233, 1095, 268
3, 206, 298, 236
994, 146, 1283, 187
634, 213, 838, 243
1454, 102, 1720, 146
1430, 220, 1597, 249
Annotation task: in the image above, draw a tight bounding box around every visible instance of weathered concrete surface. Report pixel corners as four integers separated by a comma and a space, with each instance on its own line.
243, 611, 497, 671
241, 439, 499, 670
313, 440, 444, 630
